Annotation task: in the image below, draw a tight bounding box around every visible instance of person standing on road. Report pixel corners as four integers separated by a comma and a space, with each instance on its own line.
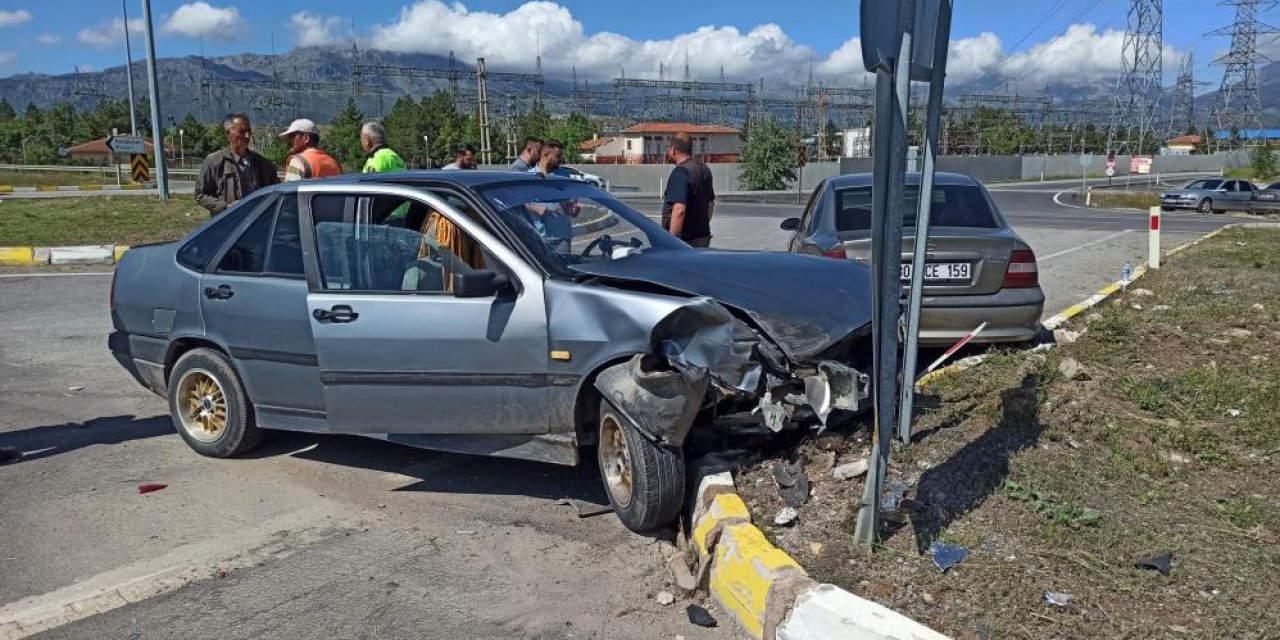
195, 113, 280, 216
280, 119, 342, 181
524, 140, 578, 252
511, 136, 543, 172
360, 121, 407, 173
442, 145, 478, 170
661, 131, 715, 248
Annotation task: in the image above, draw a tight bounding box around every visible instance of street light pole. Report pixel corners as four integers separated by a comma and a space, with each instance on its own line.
122, 0, 138, 136
141, 0, 169, 199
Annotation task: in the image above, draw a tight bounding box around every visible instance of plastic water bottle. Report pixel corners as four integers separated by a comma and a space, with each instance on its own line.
1122, 261, 1132, 286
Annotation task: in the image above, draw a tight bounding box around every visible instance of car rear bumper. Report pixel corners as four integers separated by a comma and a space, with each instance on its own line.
913, 289, 1045, 346
109, 330, 167, 396
1251, 199, 1280, 212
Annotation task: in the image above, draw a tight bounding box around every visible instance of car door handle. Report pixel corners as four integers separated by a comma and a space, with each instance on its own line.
204, 284, 234, 300
312, 305, 358, 323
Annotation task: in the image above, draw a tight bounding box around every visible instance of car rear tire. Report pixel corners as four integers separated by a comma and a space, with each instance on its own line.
167, 348, 262, 458
1197, 198, 1213, 214
596, 399, 684, 532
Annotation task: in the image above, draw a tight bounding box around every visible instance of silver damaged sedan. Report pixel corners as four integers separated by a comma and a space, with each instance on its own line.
781, 172, 1045, 345
110, 172, 874, 531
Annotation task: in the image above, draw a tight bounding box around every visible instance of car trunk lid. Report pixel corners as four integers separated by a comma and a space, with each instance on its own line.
834, 227, 1016, 296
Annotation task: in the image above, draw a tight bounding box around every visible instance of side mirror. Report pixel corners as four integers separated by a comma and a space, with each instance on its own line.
780, 217, 801, 231
452, 270, 510, 298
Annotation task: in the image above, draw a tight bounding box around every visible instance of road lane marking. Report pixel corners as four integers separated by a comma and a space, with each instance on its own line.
1038, 230, 1133, 262
0, 503, 363, 640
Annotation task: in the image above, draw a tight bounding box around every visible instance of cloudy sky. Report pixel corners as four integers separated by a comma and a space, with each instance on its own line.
0, 1, 1267, 94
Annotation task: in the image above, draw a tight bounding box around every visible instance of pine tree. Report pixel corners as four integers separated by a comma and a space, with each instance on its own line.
327, 98, 366, 167
550, 112, 595, 162
383, 95, 424, 166
0, 99, 15, 122
1250, 142, 1276, 180
740, 117, 797, 191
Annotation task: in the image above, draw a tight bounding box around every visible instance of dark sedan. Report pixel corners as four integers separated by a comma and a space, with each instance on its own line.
780, 172, 1045, 346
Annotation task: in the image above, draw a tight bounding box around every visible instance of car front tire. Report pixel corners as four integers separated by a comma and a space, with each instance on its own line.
167, 348, 262, 458
1197, 198, 1213, 214
596, 399, 684, 532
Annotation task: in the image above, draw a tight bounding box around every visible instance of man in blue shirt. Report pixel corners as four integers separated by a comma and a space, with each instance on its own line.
524, 140, 578, 251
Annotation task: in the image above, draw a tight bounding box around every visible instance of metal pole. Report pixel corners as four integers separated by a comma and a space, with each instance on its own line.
898, 0, 953, 444
122, 0, 138, 136
141, 0, 168, 199
854, 0, 914, 548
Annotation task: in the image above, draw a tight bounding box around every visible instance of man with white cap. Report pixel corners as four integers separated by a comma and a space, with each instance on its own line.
281, 118, 343, 182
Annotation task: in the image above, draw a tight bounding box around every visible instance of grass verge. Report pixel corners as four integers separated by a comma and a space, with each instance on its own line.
738, 226, 1280, 638
0, 196, 206, 246
1091, 190, 1160, 210
0, 169, 123, 187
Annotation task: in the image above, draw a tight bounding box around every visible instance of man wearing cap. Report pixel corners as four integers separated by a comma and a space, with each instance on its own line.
281, 118, 342, 181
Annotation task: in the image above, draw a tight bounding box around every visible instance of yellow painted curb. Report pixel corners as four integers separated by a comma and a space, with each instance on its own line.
113, 245, 129, 262
0, 247, 37, 265
35, 185, 58, 192
0, 185, 11, 193
693, 492, 751, 557
79, 184, 103, 191
709, 523, 806, 639
121, 184, 143, 190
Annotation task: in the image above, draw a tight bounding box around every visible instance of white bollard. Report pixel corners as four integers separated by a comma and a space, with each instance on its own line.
1086, 187, 1093, 207
1149, 206, 1161, 269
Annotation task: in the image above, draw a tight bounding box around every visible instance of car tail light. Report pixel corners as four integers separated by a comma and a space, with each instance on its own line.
1003, 249, 1039, 288
823, 247, 847, 259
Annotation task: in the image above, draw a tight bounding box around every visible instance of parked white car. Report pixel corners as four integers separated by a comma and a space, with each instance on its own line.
563, 166, 606, 189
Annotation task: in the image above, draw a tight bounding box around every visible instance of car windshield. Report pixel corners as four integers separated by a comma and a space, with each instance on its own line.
833, 183, 998, 231
478, 179, 688, 275
1186, 179, 1224, 190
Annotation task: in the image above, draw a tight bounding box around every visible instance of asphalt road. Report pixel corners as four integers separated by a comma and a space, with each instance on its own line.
0, 176, 1238, 640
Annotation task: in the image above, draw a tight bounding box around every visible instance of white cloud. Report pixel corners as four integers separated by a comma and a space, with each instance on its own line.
76, 17, 146, 49
75, 64, 94, 73
998, 24, 1127, 88
0, 52, 16, 66
35, 33, 62, 45
289, 11, 342, 47
0, 9, 32, 27
162, 2, 243, 40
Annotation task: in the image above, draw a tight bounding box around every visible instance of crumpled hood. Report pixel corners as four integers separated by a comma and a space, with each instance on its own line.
574, 249, 873, 362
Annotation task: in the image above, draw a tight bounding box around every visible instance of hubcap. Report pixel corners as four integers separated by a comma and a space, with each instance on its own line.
176, 369, 228, 443
599, 414, 634, 508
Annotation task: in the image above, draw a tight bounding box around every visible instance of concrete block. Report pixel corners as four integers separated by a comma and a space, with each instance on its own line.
692, 492, 751, 557
112, 245, 130, 262
49, 245, 115, 265
692, 471, 736, 526
0, 246, 36, 264
709, 523, 807, 639
33, 247, 51, 264
777, 584, 950, 640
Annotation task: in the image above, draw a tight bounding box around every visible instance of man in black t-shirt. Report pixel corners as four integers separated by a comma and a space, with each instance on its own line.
661, 132, 716, 248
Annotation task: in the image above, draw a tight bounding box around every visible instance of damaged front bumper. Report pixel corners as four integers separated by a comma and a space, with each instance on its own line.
595, 298, 870, 446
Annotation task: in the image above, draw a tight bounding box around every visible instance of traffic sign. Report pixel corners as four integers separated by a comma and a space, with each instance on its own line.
797, 145, 808, 168
1106, 151, 1117, 170
1078, 153, 1093, 168
1105, 167, 1116, 177
130, 154, 151, 183
107, 135, 146, 155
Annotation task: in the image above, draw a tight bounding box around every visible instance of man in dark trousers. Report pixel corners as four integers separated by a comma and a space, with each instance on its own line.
661, 131, 715, 247
195, 113, 280, 216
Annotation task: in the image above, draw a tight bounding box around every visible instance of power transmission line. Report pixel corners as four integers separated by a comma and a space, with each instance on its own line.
1109, 0, 1164, 155
1208, 0, 1278, 149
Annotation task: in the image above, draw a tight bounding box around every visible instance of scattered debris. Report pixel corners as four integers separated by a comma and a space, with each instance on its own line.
137, 483, 167, 494
667, 554, 698, 594
656, 591, 675, 606
215, 569, 227, 579
685, 604, 717, 628
1252, 303, 1265, 311
1058, 357, 1087, 381
1044, 592, 1074, 607
1135, 551, 1174, 576
455, 530, 477, 535
1224, 328, 1254, 339
1151, 304, 1172, 312
556, 498, 613, 518
881, 478, 908, 512
1131, 304, 1144, 310
832, 458, 869, 480
1212, 282, 1230, 295
808, 542, 823, 555
67, 385, 85, 392
1161, 451, 1192, 464
1132, 288, 1155, 297
772, 459, 810, 508
1199, 585, 1221, 599
813, 432, 845, 452
1226, 408, 1244, 418
921, 591, 936, 605
929, 542, 969, 573
1084, 312, 1103, 323
773, 507, 799, 526
1053, 328, 1083, 344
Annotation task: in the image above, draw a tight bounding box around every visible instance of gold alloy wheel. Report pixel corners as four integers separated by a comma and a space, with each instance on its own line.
176, 369, 228, 443
599, 413, 634, 509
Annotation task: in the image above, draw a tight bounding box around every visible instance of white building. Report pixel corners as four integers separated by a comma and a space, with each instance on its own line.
593, 123, 741, 164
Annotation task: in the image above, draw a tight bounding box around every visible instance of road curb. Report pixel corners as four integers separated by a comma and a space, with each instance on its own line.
0, 184, 145, 193
690, 472, 949, 640
0, 244, 129, 265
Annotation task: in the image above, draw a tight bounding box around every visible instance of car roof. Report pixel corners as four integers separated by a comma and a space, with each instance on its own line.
826, 172, 983, 188
290, 170, 555, 189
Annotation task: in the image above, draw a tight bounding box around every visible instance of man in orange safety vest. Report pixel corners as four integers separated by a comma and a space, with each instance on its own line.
280, 118, 343, 181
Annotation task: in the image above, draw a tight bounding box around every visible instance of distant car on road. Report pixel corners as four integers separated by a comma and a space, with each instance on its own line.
780, 172, 1045, 346
1249, 181, 1280, 214
562, 166, 606, 189
1160, 178, 1257, 214
109, 172, 876, 532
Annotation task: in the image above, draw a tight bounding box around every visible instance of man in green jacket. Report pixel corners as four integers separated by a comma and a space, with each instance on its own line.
195, 113, 280, 215
360, 121, 407, 173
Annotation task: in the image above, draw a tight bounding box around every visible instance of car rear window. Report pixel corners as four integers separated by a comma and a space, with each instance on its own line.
175, 193, 269, 271
833, 184, 998, 231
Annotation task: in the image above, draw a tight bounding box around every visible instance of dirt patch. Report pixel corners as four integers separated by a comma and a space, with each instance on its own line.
738, 227, 1280, 638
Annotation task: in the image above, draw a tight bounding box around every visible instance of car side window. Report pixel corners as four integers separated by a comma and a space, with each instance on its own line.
800, 181, 825, 233
1239, 181, 1254, 192
217, 204, 276, 274
266, 195, 304, 276
311, 193, 495, 294
176, 192, 268, 271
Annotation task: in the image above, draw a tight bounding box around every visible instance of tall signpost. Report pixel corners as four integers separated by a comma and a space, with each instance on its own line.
897, 0, 954, 444
141, 0, 169, 200
854, 0, 953, 547
122, 0, 138, 136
